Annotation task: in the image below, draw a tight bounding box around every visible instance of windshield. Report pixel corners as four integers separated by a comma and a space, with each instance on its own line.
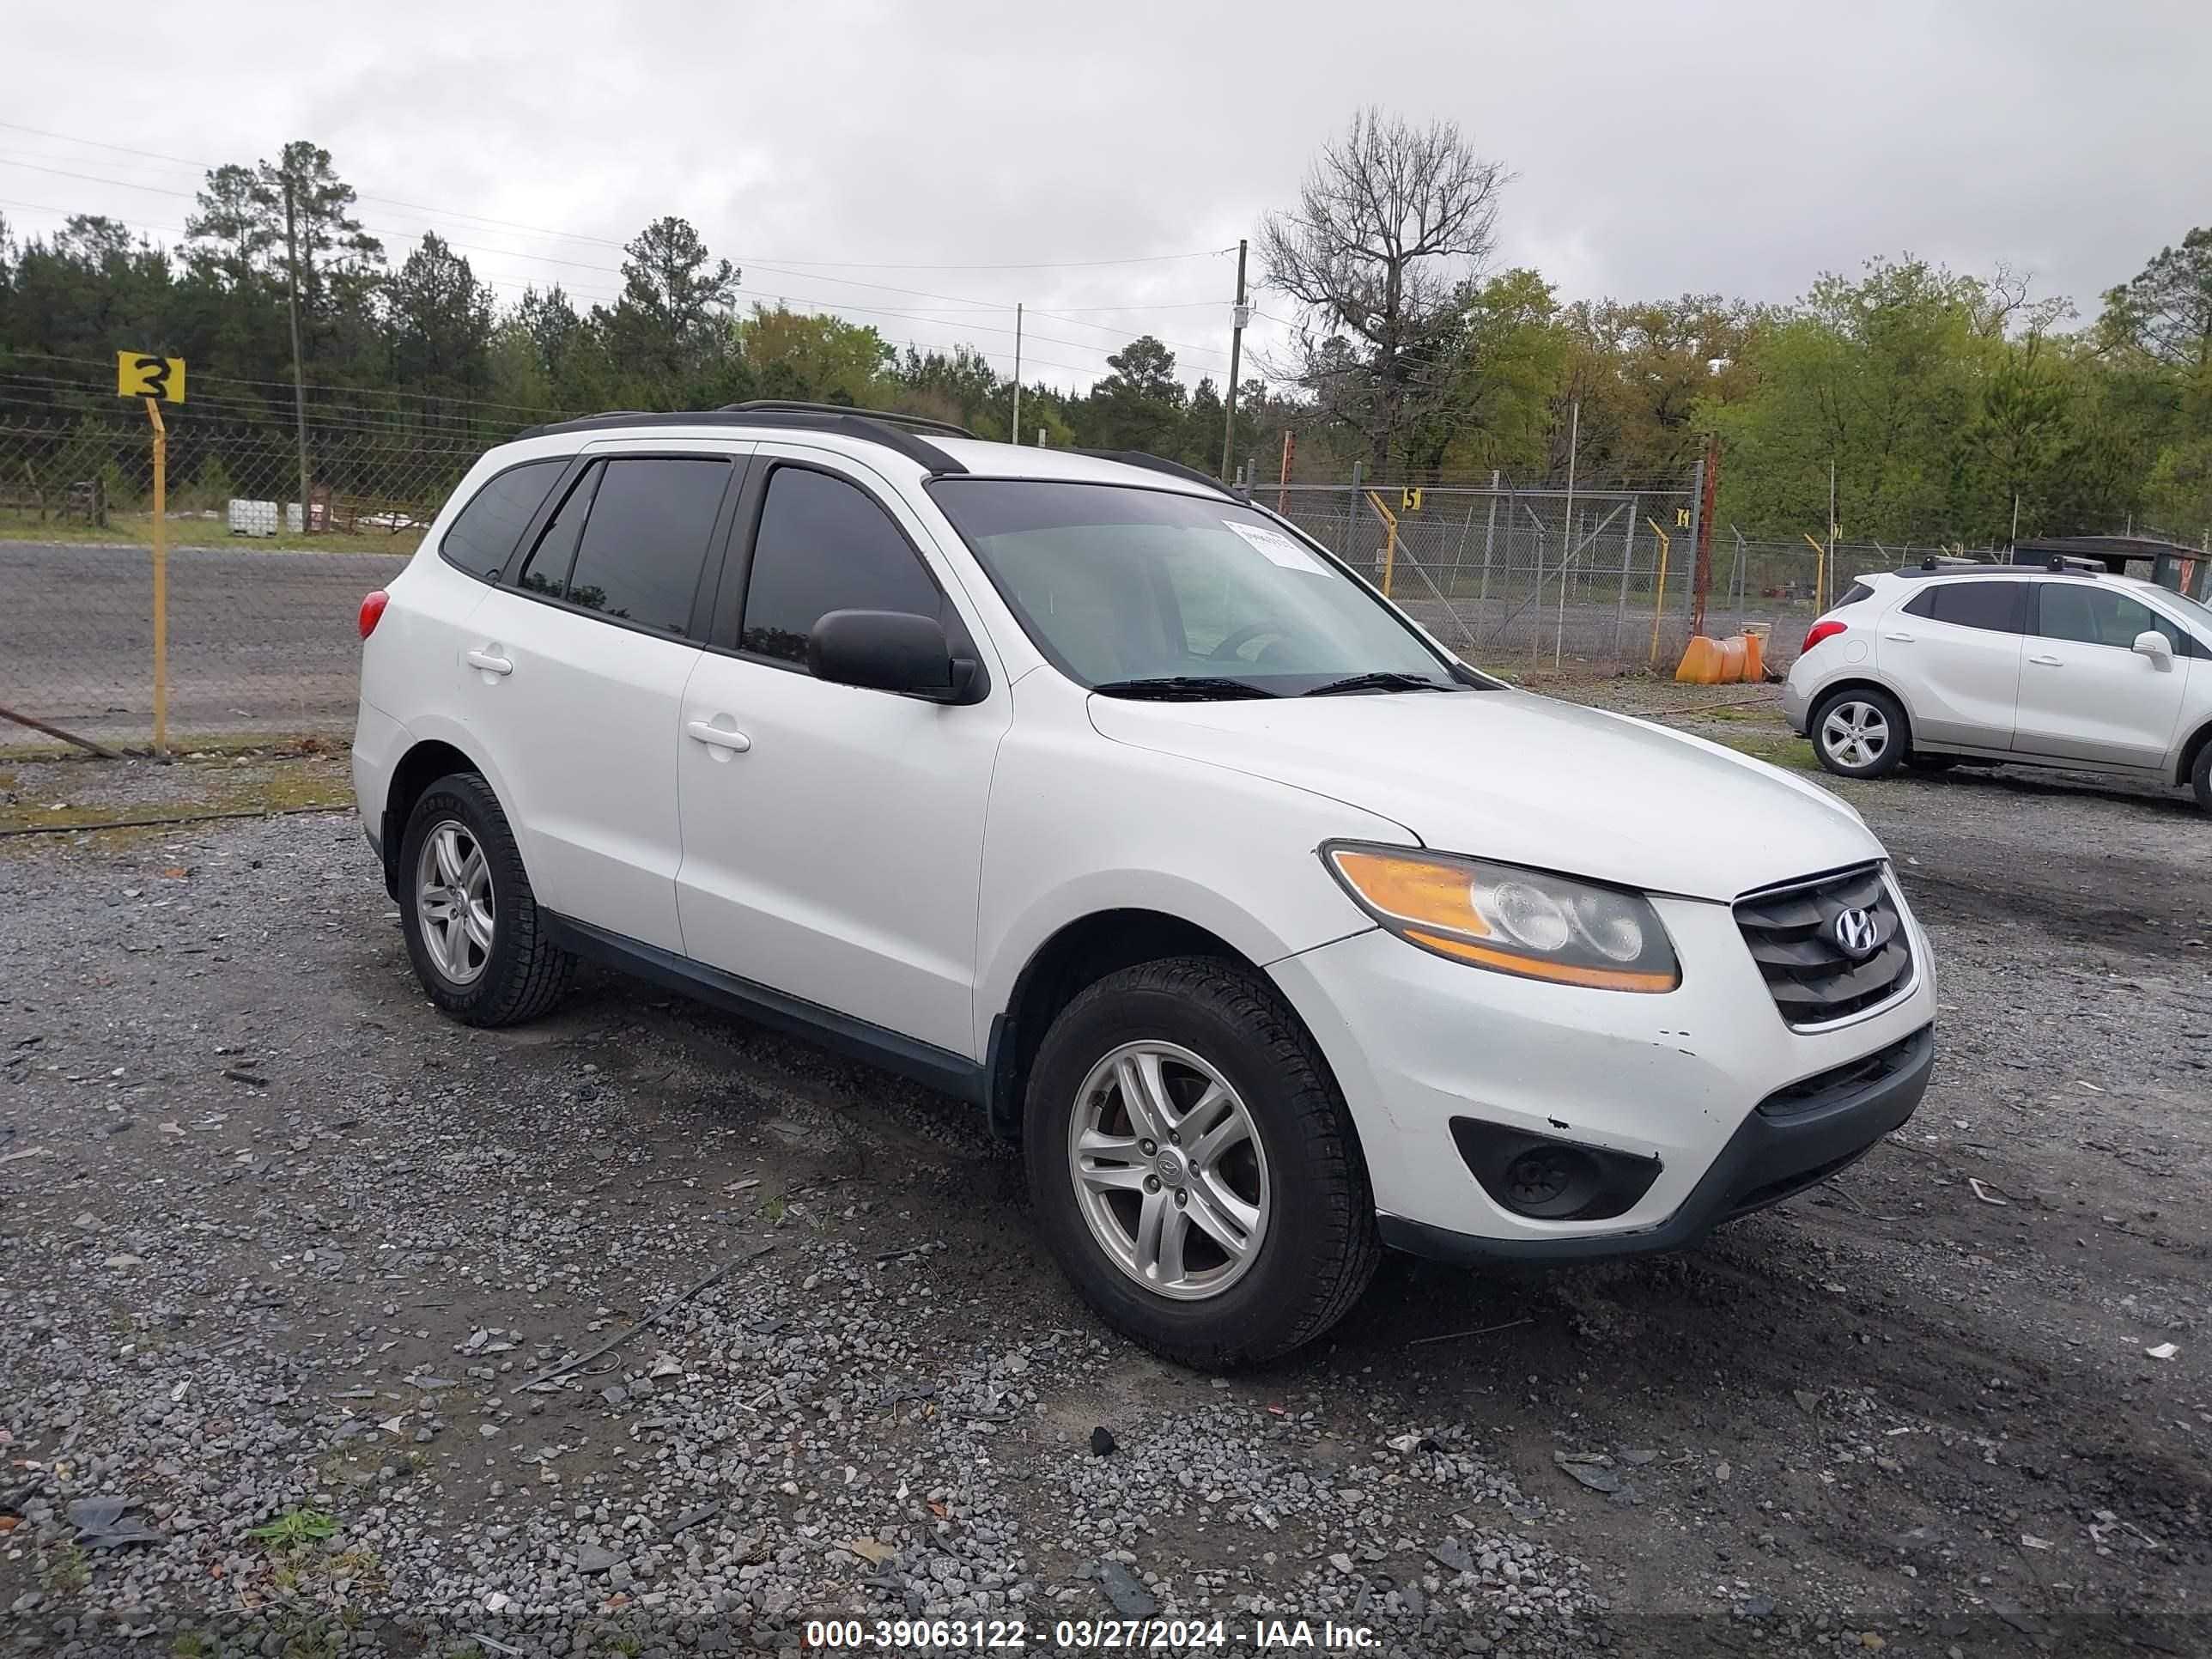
2160, 586, 2212, 639
928, 478, 1468, 696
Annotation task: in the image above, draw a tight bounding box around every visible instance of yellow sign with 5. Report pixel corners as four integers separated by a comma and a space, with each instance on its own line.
116, 350, 186, 404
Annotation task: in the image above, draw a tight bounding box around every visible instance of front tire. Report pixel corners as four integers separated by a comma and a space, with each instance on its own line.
1024, 957, 1379, 1368
398, 772, 574, 1027
2192, 744, 2212, 813
1810, 687, 1909, 779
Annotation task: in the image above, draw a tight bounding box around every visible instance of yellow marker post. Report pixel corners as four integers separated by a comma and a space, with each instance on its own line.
1802, 532, 1827, 613
1646, 518, 1673, 670
118, 349, 184, 756
147, 398, 167, 756
1365, 489, 1399, 597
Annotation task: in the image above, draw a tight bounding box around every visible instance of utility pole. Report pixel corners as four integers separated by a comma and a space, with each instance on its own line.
1218, 239, 1248, 480
2010, 492, 2021, 550
283, 174, 312, 534
1011, 302, 1022, 445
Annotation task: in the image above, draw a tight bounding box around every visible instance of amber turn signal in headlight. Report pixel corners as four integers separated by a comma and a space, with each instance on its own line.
1322, 844, 1680, 992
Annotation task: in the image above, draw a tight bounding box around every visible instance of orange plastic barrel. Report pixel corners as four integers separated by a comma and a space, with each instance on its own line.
1674, 635, 1723, 683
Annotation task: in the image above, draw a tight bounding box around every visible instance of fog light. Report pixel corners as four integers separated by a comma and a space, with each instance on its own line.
1504, 1147, 1598, 1218
1449, 1120, 1663, 1223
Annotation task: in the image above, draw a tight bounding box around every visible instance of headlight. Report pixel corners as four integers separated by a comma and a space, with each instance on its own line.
1322, 843, 1680, 992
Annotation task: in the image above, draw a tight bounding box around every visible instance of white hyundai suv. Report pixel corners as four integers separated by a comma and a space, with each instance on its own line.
352, 403, 1936, 1365
1784, 564, 2212, 806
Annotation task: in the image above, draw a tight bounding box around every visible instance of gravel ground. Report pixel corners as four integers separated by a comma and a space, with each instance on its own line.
2, 711, 2208, 1657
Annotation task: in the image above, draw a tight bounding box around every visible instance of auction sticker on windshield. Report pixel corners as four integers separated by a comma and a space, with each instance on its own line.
1223, 520, 1328, 574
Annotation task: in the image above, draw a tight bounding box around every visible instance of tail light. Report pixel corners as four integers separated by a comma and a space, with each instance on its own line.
358, 590, 389, 640
1802, 619, 1845, 653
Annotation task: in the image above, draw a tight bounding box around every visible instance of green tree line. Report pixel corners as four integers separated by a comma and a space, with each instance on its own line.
0, 130, 2205, 549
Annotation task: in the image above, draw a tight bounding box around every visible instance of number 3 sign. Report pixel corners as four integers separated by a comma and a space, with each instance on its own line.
117, 350, 186, 404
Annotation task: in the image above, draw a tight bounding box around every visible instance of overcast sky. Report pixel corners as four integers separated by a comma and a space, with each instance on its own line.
6, 0, 2208, 392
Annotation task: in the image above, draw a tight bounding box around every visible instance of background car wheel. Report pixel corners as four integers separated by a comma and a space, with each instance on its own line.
2193, 744, 2212, 813
398, 772, 574, 1027
1810, 688, 1909, 779
1024, 957, 1379, 1369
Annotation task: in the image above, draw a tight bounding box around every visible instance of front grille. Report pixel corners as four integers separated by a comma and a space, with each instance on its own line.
1735, 863, 1912, 1027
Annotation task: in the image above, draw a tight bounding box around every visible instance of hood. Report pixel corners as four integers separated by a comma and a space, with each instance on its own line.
1088, 689, 1884, 902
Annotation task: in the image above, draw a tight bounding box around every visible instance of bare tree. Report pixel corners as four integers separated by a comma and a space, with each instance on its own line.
1261, 108, 1511, 471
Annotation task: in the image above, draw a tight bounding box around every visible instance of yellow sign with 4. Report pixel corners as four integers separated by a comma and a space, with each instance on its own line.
116, 350, 185, 404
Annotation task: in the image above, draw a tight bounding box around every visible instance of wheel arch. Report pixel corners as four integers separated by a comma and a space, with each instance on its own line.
380, 734, 495, 899
984, 908, 1312, 1141
2174, 716, 2212, 788
1808, 676, 1917, 750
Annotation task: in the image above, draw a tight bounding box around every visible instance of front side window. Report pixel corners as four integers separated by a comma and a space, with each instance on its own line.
928, 479, 1462, 696
2036, 583, 2189, 654
739, 466, 942, 665
1903, 580, 2026, 634
513, 456, 729, 635
438, 459, 567, 580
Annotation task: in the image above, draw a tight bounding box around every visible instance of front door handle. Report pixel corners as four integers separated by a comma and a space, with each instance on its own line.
2027, 654, 2063, 667
465, 648, 514, 676
686, 719, 752, 753
1883, 631, 1914, 642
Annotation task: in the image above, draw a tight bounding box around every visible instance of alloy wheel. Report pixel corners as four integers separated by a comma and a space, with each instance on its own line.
1820, 700, 1890, 770
415, 819, 495, 985
1067, 1040, 1271, 1301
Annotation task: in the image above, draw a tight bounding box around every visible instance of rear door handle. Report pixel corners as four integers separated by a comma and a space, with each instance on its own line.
2027, 654, 2062, 667
465, 648, 513, 676
1883, 631, 1914, 642
686, 719, 752, 753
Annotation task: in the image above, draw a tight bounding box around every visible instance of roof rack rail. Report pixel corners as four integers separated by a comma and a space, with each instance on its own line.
1075, 449, 1230, 496
514, 407, 968, 475
1899, 558, 2094, 580
721, 400, 978, 441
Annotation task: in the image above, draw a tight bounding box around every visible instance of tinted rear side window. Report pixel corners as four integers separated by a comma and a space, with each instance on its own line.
438, 459, 568, 579
739, 466, 941, 665
558, 458, 731, 636
1838, 581, 1875, 608
1903, 580, 2025, 633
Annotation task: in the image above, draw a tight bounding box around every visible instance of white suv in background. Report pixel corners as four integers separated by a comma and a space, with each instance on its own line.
353, 402, 1936, 1365
1784, 565, 2212, 807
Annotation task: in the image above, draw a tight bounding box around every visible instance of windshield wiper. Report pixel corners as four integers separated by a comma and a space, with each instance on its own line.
1090, 676, 1279, 701
1302, 672, 1456, 696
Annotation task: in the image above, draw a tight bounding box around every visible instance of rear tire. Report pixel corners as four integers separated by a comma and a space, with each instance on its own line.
1810, 687, 1909, 779
1024, 957, 1379, 1369
398, 772, 574, 1027
2192, 744, 2212, 813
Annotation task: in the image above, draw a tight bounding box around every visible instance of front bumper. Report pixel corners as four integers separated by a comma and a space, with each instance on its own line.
1267, 878, 1936, 1258
1380, 1024, 1931, 1261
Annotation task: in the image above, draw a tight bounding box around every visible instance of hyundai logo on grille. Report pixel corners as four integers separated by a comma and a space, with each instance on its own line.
1832, 906, 1881, 960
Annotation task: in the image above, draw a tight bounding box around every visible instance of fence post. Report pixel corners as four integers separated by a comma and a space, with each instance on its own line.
1478, 469, 1499, 605
1646, 520, 1671, 671
146, 397, 168, 757
1343, 461, 1364, 558
1614, 494, 1636, 660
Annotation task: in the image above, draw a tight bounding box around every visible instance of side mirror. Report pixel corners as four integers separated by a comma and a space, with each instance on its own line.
809, 609, 982, 702
2132, 629, 2173, 667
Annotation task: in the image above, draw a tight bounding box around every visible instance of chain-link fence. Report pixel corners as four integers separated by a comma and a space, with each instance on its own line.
1274, 480, 1713, 669
0, 405, 472, 748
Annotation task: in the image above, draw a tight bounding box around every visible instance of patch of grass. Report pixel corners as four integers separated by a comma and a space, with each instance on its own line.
171, 1632, 215, 1658
43, 1540, 91, 1593
1709, 730, 1823, 774
0, 510, 423, 556
247, 1508, 337, 1553
763, 1194, 787, 1225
